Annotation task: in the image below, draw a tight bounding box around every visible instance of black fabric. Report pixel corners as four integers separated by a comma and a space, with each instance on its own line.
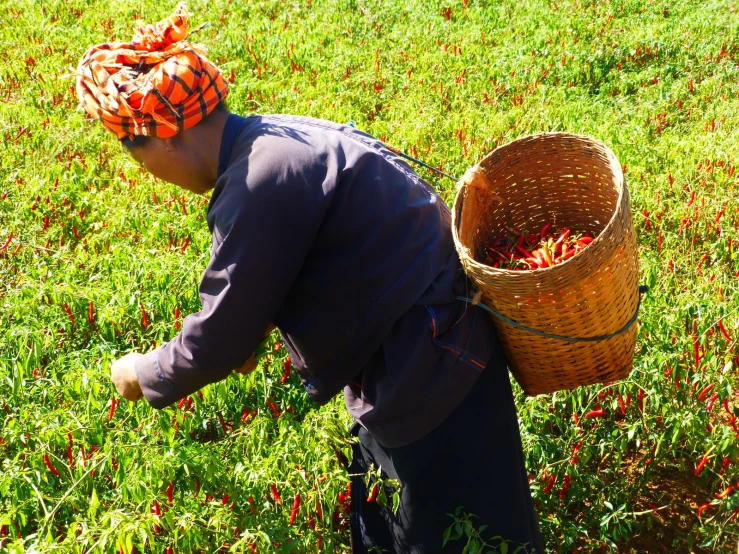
349, 355, 543, 554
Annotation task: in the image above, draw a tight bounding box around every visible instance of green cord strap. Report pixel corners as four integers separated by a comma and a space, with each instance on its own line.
457, 285, 649, 343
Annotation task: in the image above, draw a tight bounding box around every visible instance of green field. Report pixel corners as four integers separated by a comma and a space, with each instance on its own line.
2, 0, 739, 552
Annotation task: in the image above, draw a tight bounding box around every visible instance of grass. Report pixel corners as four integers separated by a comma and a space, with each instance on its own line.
2, 0, 739, 551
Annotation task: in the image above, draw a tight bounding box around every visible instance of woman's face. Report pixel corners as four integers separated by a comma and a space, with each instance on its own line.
124, 137, 211, 195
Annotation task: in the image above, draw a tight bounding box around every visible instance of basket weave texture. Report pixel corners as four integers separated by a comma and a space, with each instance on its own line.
452, 133, 639, 396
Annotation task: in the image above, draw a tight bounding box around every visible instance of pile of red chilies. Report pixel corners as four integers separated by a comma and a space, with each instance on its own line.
482, 224, 595, 270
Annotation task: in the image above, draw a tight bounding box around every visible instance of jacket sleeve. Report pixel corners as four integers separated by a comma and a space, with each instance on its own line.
134, 158, 324, 408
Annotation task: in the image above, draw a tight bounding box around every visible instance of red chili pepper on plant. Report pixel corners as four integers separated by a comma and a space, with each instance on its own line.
718, 320, 732, 342
559, 473, 571, 500
271, 483, 281, 504
697, 384, 714, 401
167, 481, 174, 503
715, 486, 733, 499
1, 233, 13, 250
280, 359, 291, 384
542, 475, 556, 493
289, 493, 301, 526
618, 395, 626, 415
109, 398, 117, 421
697, 503, 711, 518
267, 397, 280, 418
571, 441, 583, 465
44, 454, 60, 476
63, 303, 75, 327
695, 454, 710, 476
706, 394, 719, 413
367, 484, 379, 503
140, 303, 149, 329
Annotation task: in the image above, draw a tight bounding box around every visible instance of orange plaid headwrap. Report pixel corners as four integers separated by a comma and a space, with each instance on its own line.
76, 4, 229, 140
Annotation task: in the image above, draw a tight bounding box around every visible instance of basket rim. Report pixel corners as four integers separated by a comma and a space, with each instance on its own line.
452, 131, 626, 275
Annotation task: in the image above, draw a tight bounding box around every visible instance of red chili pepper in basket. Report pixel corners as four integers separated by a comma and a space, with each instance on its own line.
555, 228, 571, 244
515, 245, 534, 259
289, 493, 301, 526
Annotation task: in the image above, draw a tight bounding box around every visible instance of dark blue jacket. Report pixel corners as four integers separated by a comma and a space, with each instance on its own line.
135, 114, 500, 447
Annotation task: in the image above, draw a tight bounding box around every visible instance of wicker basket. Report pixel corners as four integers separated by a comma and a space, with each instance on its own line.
452, 133, 640, 396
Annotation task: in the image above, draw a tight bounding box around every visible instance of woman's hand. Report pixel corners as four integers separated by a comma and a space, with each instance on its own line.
234, 356, 259, 376
234, 324, 277, 376
111, 353, 144, 401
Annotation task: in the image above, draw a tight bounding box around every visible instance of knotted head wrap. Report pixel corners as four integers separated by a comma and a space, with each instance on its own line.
76, 3, 229, 140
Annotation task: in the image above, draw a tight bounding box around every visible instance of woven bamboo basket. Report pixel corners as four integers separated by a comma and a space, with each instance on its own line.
452, 133, 640, 396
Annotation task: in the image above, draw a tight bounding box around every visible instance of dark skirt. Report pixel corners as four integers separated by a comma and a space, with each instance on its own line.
348, 355, 544, 554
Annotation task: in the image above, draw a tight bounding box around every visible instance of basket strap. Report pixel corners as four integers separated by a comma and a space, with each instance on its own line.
383, 144, 459, 182
456, 285, 649, 343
